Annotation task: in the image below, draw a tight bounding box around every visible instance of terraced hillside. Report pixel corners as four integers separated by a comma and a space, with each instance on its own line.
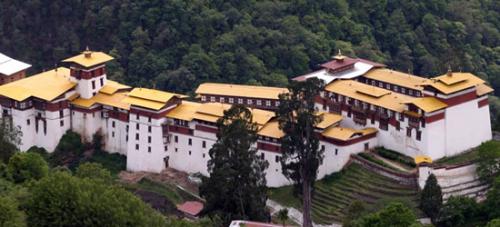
269, 162, 421, 225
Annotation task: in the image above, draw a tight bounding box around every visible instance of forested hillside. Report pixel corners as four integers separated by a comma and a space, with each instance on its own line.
0, 0, 498, 95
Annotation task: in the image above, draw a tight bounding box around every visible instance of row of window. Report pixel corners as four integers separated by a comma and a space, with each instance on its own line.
364, 79, 422, 97
201, 95, 279, 107
173, 135, 207, 148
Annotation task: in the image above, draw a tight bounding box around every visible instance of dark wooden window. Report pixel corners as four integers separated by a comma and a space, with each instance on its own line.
407, 128, 412, 137
416, 131, 422, 141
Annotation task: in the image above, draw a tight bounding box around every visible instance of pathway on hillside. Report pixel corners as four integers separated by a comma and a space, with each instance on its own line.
267, 200, 341, 227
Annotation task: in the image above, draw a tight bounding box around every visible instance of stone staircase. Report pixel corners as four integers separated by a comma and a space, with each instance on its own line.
430, 164, 490, 202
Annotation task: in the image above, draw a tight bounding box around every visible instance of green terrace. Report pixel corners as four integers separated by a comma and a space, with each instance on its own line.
269, 158, 421, 225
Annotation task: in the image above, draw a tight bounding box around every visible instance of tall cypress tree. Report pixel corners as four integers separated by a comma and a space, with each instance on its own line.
276, 78, 324, 227
420, 174, 443, 223
199, 104, 269, 225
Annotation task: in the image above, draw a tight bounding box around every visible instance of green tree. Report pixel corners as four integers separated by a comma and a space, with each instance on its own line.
484, 177, 500, 220
50, 131, 84, 168
487, 219, 500, 227
7, 152, 48, 183
199, 104, 269, 226
0, 196, 25, 227
276, 78, 324, 227
354, 202, 420, 227
277, 208, 289, 227
26, 171, 167, 227
437, 196, 480, 227
343, 200, 367, 227
75, 162, 112, 183
477, 141, 500, 183
420, 174, 442, 223
0, 120, 22, 163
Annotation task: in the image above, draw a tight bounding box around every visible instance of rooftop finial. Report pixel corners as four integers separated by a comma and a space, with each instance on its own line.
447, 65, 452, 77
333, 49, 345, 61
84, 46, 92, 58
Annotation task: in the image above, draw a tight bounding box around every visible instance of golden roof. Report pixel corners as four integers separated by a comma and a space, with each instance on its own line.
415, 155, 432, 164
62, 51, 114, 68
476, 83, 494, 96
192, 102, 275, 126
363, 68, 430, 90
166, 101, 201, 121
122, 96, 166, 110
316, 112, 343, 129
72, 92, 130, 110
195, 83, 289, 100
322, 127, 377, 141
325, 80, 413, 112
258, 121, 284, 139
0, 67, 75, 101
406, 97, 447, 113
128, 88, 177, 103
425, 72, 485, 95
100, 80, 131, 95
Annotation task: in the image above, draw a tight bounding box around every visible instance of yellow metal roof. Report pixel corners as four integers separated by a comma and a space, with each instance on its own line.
0, 67, 75, 101
72, 92, 130, 110
356, 88, 390, 98
192, 102, 275, 126
100, 80, 131, 95
166, 101, 201, 121
425, 72, 485, 95
316, 112, 343, 129
364, 68, 430, 90
322, 127, 377, 141
122, 96, 166, 110
476, 83, 494, 96
195, 83, 289, 100
325, 80, 413, 112
62, 51, 114, 68
406, 97, 447, 113
128, 88, 177, 103
415, 155, 432, 164
258, 121, 284, 139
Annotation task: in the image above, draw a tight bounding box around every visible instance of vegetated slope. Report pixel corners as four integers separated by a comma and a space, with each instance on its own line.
269, 162, 421, 225
0, 0, 498, 94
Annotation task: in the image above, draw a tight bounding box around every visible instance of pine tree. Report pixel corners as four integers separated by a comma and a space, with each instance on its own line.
199, 104, 269, 225
420, 174, 443, 223
276, 78, 324, 227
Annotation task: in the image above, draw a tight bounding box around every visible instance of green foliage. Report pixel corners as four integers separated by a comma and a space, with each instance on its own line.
375, 147, 416, 168
343, 200, 367, 227
437, 196, 480, 227
200, 104, 269, 226
7, 152, 48, 183
276, 78, 324, 227
26, 147, 49, 163
85, 151, 126, 176
0, 196, 25, 227
487, 219, 500, 227
420, 174, 442, 223
26, 171, 167, 227
75, 162, 112, 183
353, 202, 420, 227
0, 1, 497, 94
50, 131, 85, 168
0, 120, 21, 163
91, 131, 103, 152
277, 208, 289, 227
477, 141, 500, 183
485, 177, 500, 220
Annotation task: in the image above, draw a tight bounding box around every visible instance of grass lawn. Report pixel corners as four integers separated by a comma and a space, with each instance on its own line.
268, 185, 301, 210
434, 148, 480, 165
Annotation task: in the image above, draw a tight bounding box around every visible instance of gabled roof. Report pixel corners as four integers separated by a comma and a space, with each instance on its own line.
166, 101, 201, 121
195, 83, 288, 100
72, 92, 130, 110
99, 80, 131, 95
322, 127, 377, 141
325, 80, 412, 112
176, 201, 203, 216
128, 88, 176, 103
405, 97, 447, 113
363, 68, 430, 90
476, 84, 494, 96
0, 53, 31, 76
62, 51, 114, 68
316, 112, 343, 129
424, 72, 486, 95
0, 67, 75, 101
192, 102, 275, 127
258, 121, 284, 139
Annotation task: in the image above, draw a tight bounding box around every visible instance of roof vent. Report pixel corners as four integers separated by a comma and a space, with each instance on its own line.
84, 46, 92, 58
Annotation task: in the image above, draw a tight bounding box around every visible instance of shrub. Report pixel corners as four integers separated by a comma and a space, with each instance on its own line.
50, 131, 84, 168
7, 152, 48, 183
75, 162, 112, 183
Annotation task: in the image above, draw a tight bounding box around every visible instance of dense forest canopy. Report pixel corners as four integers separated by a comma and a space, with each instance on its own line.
0, 0, 498, 95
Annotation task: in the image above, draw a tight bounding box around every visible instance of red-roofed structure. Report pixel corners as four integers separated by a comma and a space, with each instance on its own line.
176, 201, 204, 219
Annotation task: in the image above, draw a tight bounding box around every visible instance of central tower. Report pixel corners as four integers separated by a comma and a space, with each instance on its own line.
63, 47, 114, 99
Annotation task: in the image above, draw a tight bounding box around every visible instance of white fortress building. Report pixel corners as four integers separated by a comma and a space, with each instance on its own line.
0, 50, 493, 187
